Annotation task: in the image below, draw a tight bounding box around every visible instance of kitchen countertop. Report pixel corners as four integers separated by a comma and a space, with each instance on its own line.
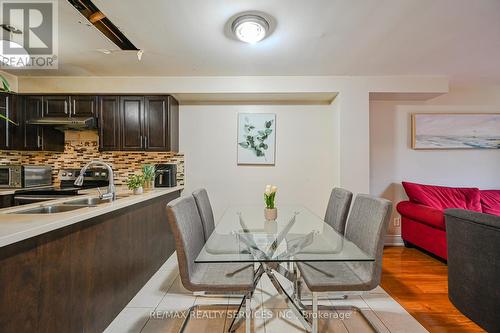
0, 186, 183, 248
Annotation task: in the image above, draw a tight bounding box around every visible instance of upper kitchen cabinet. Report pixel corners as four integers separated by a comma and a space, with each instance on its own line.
44, 95, 97, 118
99, 95, 179, 152
20, 95, 65, 152
0, 93, 16, 150
120, 96, 144, 151
43, 95, 71, 117
98, 96, 120, 151
144, 95, 178, 151
71, 95, 97, 117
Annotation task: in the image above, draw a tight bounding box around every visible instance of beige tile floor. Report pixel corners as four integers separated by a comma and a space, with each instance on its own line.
105, 254, 428, 333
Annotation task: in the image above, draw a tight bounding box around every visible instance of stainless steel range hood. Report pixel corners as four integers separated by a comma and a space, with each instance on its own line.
26, 117, 96, 130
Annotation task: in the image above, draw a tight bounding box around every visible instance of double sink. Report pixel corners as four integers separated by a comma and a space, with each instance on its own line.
10, 195, 130, 214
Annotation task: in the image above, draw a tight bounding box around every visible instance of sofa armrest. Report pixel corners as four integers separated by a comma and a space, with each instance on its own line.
397, 201, 445, 230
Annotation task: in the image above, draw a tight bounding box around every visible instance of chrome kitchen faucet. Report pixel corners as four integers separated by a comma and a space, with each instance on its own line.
74, 161, 116, 201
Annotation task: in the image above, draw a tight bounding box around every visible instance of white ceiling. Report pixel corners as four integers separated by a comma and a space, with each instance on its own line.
5, 0, 500, 84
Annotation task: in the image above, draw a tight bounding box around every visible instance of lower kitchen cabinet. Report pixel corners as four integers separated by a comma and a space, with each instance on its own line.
0, 190, 180, 333
0, 194, 14, 208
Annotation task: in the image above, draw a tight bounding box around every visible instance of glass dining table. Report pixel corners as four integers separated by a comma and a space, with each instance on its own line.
195, 205, 374, 332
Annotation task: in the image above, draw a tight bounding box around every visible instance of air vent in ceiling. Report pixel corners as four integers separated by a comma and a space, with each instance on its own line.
67, 0, 138, 50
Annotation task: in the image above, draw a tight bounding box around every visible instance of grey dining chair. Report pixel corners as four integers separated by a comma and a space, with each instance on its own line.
287, 188, 353, 280
192, 188, 216, 241
324, 187, 353, 235
166, 195, 255, 333
296, 194, 392, 333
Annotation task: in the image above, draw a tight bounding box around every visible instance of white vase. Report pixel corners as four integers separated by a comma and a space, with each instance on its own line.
264, 208, 277, 221
133, 187, 144, 195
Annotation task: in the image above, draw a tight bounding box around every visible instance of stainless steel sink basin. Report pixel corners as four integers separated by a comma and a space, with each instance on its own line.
62, 197, 111, 206
9, 205, 86, 214
63, 194, 130, 206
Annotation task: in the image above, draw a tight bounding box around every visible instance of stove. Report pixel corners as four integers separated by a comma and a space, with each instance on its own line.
13, 167, 110, 205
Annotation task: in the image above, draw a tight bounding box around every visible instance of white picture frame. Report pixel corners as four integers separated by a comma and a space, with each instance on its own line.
412, 113, 500, 149
237, 113, 276, 165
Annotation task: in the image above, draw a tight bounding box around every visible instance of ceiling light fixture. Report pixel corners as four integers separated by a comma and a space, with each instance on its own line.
231, 14, 269, 44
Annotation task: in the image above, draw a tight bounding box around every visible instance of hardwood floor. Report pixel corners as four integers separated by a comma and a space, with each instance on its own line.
381, 247, 485, 333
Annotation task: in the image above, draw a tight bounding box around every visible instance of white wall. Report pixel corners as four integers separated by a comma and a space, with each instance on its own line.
180, 104, 337, 221
370, 85, 500, 242
15, 74, 449, 195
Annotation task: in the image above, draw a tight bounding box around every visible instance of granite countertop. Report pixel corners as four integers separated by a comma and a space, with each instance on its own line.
0, 186, 183, 248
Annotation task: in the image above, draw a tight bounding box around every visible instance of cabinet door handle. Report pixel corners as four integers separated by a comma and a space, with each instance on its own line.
37, 135, 41, 148
140, 135, 143, 147
73, 99, 76, 116
64, 100, 68, 114
145, 136, 148, 148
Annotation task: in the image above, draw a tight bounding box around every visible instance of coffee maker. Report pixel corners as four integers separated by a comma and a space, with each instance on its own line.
155, 164, 177, 187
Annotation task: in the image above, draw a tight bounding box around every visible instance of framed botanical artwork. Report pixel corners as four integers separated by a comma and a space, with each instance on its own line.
411, 113, 500, 150
237, 113, 276, 165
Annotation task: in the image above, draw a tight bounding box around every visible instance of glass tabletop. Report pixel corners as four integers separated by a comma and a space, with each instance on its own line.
195, 205, 374, 263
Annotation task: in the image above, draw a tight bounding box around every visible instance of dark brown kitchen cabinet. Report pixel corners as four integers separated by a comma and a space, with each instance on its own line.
22, 96, 64, 151
98, 95, 179, 152
144, 95, 179, 151
71, 95, 96, 117
144, 96, 166, 150
98, 96, 120, 151
120, 96, 144, 150
23, 96, 44, 150
0, 193, 14, 208
43, 95, 71, 117
0, 93, 16, 150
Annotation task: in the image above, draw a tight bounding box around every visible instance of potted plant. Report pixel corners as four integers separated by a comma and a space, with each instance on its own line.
142, 164, 156, 191
264, 184, 278, 221
126, 174, 145, 195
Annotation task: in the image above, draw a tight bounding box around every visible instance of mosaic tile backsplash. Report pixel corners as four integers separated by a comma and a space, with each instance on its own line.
0, 131, 184, 186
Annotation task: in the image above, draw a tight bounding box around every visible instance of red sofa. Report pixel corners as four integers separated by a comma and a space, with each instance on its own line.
397, 182, 500, 260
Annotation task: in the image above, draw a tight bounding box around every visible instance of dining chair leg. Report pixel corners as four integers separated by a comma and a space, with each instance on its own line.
312, 292, 318, 333
245, 293, 251, 333
293, 264, 302, 302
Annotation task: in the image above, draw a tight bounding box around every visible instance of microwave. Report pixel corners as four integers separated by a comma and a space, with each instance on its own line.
0, 165, 52, 188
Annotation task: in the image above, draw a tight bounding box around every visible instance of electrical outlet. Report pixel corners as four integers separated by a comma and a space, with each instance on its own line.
394, 217, 401, 227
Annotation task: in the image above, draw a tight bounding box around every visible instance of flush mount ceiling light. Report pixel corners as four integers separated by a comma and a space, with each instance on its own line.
231, 14, 270, 44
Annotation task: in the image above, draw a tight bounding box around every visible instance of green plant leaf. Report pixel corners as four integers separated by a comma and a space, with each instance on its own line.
142, 164, 156, 181
0, 113, 18, 126
0, 75, 10, 93
126, 174, 145, 190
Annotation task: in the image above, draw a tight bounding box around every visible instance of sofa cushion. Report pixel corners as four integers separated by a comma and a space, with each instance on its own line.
397, 201, 446, 230
480, 190, 500, 216
402, 181, 482, 212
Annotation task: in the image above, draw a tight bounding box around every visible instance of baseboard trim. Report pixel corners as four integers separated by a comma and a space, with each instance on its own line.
385, 235, 404, 246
